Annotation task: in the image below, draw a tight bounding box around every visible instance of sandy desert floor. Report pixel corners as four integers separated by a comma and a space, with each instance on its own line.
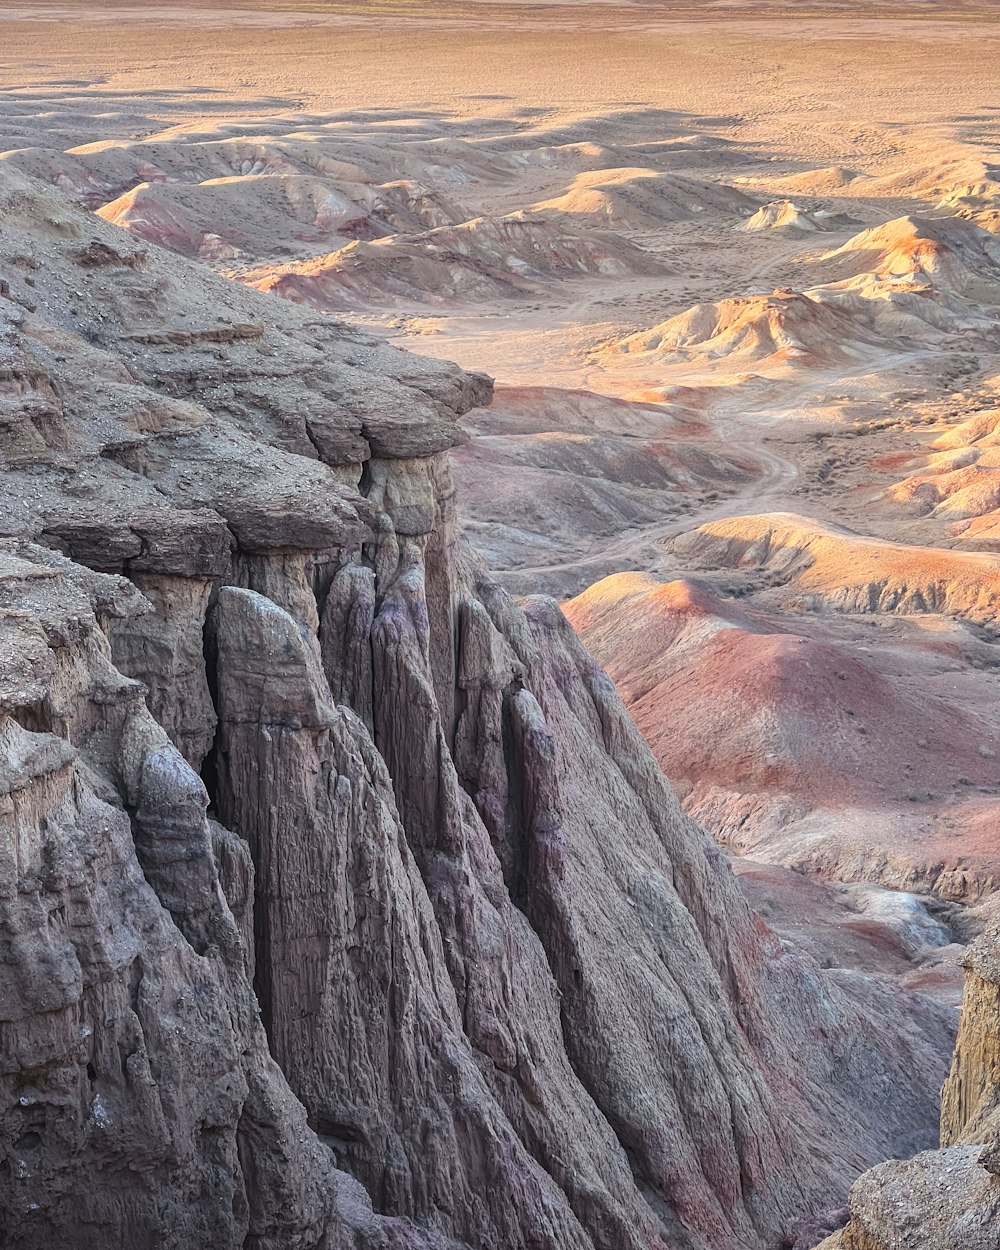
5, 0, 1000, 1000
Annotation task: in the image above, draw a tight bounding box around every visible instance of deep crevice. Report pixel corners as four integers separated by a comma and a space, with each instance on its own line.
499, 678, 529, 911
200, 595, 222, 815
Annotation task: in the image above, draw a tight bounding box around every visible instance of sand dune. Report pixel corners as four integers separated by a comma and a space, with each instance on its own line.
95, 174, 464, 259
673, 512, 1000, 620
748, 165, 864, 195
600, 211, 1000, 383
867, 154, 1000, 211
887, 456, 1000, 521
610, 292, 891, 368
819, 214, 1000, 303
532, 167, 756, 229
743, 199, 855, 234
874, 408, 1000, 535
245, 212, 664, 309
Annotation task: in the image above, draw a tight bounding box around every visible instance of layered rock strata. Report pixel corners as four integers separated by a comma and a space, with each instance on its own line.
0, 166, 955, 1250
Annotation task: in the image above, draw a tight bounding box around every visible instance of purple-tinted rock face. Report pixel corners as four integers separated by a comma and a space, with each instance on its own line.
0, 164, 956, 1250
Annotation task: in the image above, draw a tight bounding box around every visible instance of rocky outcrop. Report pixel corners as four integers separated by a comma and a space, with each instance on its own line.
835, 921, 1000, 1250
0, 166, 957, 1249
941, 934, 1000, 1148
0, 546, 407, 1250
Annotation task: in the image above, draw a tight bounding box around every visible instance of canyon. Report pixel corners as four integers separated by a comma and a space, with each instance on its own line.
3, 2, 1000, 1248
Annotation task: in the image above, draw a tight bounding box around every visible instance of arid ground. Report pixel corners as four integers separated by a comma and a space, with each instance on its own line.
6, 0, 1000, 999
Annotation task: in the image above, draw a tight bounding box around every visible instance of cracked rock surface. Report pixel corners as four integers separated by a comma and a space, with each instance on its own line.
0, 165, 956, 1250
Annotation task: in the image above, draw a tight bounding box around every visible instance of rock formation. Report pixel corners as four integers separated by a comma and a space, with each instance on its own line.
244, 212, 664, 312
564, 568, 1000, 903
672, 512, 1000, 621
831, 918, 1000, 1249
528, 168, 757, 229
0, 165, 957, 1250
452, 385, 756, 586
742, 201, 853, 234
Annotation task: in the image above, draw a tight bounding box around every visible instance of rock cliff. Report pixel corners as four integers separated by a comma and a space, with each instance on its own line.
834, 918, 1000, 1250
0, 165, 956, 1250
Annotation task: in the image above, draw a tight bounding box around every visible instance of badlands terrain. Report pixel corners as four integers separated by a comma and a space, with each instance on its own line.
3, 2, 1000, 1248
